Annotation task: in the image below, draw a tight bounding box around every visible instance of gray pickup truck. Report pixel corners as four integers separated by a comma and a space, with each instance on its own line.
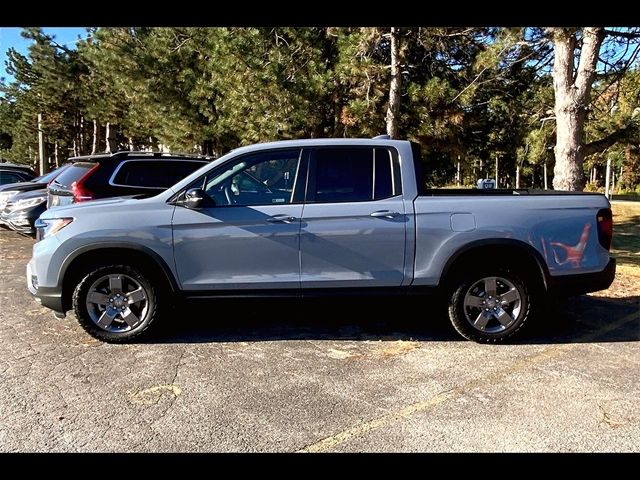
27, 138, 615, 343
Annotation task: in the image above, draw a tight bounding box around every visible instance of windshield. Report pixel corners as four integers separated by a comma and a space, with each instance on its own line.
35, 164, 71, 184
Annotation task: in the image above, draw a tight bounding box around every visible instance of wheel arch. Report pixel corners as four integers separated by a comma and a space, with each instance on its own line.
439, 238, 550, 293
58, 243, 179, 312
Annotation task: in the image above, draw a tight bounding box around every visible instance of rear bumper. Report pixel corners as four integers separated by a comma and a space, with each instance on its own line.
548, 258, 616, 297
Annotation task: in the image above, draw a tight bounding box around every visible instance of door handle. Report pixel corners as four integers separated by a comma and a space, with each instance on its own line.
267, 215, 297, 224
370, 210, 401, 218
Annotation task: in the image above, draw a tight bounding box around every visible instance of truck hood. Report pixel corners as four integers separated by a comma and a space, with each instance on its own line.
42, 190, 175, 219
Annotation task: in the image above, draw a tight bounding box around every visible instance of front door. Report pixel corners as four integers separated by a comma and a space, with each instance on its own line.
172, 148, 304, 291
300, 146, 407, 289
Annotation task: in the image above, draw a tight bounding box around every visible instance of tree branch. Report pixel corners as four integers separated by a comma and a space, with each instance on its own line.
604, 29, 640, 40
575, 27, 605, 98
583, 123, 638, 157
548, 28, 576, 95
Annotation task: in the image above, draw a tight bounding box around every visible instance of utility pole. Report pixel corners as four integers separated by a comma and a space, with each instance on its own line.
516, 165, 520, 189
495, 156, 499, 187
612, 171, 616, 195
37, 113, 47, 175
543, 163, 548, 190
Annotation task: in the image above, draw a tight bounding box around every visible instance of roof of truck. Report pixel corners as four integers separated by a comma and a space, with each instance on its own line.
226, 137, 410, 156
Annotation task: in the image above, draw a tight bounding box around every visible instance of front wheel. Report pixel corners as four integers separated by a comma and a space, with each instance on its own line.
72, 264, 161, 343
448, 270, 532, 343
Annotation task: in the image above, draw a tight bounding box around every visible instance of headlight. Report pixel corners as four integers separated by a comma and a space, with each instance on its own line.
0, 191, 19, 210
7, 195, 47, 211
34, 217, 73, 241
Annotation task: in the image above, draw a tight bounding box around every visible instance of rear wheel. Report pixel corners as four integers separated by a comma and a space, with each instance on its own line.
72, 264, 161, 342
448, 270, 532, 343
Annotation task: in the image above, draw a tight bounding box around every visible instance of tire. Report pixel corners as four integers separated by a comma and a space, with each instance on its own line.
447, 269, 532, 343
72, 264, 161, 343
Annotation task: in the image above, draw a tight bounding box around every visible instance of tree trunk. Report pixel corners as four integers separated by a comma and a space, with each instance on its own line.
605, 157, 612, 198
201, 139, 214, 156
105, 123, 117, 153
54, 140, 59, 167
550, 28, 604, 191
91, 119, 101, 154
385, 27, 402, 139
37, 113, 47, 175
79, 115, 85, 156
612, 170, 616, 194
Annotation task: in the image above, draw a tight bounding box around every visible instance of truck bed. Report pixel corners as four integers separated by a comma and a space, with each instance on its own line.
421, 188, 605, 196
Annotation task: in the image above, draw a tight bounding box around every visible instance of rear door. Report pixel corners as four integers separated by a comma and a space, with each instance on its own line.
300, 146, 407, 288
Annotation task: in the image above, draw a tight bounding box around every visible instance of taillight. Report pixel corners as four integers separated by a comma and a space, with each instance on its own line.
71, 164, 99, 203
596, 208, 613, 251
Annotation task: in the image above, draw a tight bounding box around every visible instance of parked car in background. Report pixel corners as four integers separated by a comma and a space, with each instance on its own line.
27, 138, 615, 344
1, 188, 49, 235
47, 151, 213, 208
0, 164, 70, 213
0, 163, 38, 185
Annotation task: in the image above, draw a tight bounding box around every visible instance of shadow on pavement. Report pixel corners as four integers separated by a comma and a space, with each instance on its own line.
144, 294, 639, 345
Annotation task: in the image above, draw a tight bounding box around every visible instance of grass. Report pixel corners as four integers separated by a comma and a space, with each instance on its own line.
611, 202, 640, 270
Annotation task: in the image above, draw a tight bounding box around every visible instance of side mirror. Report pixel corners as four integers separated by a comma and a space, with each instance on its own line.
180, 188, 214, 209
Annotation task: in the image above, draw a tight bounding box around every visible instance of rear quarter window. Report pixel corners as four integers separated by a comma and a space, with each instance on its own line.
37, 164, 70, 184
112, 160, 206, 189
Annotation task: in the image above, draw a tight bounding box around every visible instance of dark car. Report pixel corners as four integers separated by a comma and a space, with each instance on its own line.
47, 151, 212, 208
0, 165, 72, 235
0, 164, 70, 212
0, 163, 38, 185
1, 188, 49, 235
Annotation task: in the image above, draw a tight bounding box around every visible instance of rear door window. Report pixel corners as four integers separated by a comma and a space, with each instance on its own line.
311, 148, 374, 203
307, 147, 399, 203
0, 171, 26, 184
112, 160, 206, 189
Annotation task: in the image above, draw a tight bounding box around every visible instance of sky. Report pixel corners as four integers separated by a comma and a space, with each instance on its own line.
0, 27, 88, 84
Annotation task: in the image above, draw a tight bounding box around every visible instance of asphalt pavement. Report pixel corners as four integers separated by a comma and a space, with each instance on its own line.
0, 230, 638, 452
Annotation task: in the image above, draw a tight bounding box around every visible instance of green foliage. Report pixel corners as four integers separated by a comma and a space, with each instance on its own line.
0, 26, 638, 190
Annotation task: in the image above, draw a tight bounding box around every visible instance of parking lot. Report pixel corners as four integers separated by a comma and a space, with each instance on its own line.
0, 228, 638, 452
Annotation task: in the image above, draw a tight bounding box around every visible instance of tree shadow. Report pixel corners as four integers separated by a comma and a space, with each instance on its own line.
611, 207, 640, 268
144, 293, 639, 345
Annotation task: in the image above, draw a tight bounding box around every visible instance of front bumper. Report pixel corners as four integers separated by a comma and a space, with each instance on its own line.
26, 259, 65, 314
548, 258, 616, 297
1, 205, 42, 235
